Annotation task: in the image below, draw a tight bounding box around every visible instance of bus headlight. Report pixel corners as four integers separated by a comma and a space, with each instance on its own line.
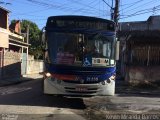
45, 72, 52, 79
109, 75, 115, 81
101, 75, 115, 85
45, 72, 51, 77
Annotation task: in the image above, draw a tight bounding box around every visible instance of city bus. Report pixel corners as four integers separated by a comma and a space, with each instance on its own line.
42, 15, 119, 96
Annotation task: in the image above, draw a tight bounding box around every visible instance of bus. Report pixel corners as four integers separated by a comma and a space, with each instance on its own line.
42, 15, 119, 96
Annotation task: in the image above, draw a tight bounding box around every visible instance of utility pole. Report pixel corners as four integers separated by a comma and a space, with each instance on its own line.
26, 25, 29, 74
114, 0, 120, 31
27, 25, 30, 44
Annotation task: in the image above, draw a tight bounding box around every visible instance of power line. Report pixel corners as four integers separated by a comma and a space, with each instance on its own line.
120, 9, 160, 19
70, 0, 104, 14
66, 0, 104, 12
25, 0, 106, 16
10, 0, 110, 19
122, 4, 160, 17
122, 0, 159, 14
120, 5, 160, 19
11, 7, 53, 16
102, 0, 112, 8
120, 0, 145, 12
121, 0, 144, 7
119, 0, 160, 21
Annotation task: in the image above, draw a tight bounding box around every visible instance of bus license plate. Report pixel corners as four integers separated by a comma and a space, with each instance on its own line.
76, 87, 87, 92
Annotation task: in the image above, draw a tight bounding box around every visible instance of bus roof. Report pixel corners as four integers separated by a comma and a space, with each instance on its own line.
47, 15, 114, 23
46, 15, 115, 31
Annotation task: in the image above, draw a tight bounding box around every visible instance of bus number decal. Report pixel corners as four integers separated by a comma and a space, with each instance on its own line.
86, 77, 98, 82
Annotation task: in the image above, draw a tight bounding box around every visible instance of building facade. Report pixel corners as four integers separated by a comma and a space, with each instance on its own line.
0, 6, 30, 80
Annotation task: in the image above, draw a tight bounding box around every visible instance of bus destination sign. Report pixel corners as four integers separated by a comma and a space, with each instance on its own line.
51, 20, 115, 30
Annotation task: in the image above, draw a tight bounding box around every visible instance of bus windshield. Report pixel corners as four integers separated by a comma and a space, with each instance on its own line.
47, 32, 116, 66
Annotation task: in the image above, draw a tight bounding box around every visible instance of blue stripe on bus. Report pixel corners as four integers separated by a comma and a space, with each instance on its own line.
46, 64, 116, 82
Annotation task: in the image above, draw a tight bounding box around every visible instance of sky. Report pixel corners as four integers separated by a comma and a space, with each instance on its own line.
1, 0, 160, 29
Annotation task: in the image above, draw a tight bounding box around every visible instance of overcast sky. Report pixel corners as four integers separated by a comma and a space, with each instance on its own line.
1, 0, 160, 29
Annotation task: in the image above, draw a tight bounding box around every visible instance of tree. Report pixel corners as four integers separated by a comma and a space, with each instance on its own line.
11, 20, 43, 59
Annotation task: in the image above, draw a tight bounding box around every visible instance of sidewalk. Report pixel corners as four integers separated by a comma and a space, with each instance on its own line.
0, 74, 43, 87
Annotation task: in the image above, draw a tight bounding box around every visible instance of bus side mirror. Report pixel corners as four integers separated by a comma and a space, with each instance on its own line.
115, 41, 120, 60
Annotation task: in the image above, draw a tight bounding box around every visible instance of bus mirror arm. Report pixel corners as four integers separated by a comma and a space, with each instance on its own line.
41, 27, 46, 44
40, 27, 47, 52
42, 48, 48, 52
115, 41, 120, 60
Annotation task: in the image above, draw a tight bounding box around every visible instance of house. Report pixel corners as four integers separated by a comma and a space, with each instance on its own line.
119, 16, 160, 84
0, 6, 30, 80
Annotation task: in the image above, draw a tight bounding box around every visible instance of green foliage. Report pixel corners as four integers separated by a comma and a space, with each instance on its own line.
11, 20, 43, 59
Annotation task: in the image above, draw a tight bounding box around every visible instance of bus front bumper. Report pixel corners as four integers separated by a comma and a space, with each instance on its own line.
44, 78, 115, 96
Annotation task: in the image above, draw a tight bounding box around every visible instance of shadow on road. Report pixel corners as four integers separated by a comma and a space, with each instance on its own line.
0, 78, 86, 110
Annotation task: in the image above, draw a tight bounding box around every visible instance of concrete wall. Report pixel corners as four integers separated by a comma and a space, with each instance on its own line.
2, 51, 21, 79
125, 66, 160, 84
27, 60, 44, 74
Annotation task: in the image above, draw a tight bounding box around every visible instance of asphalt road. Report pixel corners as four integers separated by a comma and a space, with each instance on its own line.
0, 79, 86, 120
0, 79, 160, 120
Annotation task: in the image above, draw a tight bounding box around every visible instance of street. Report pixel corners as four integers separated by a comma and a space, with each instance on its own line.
0, 79, 160, 120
